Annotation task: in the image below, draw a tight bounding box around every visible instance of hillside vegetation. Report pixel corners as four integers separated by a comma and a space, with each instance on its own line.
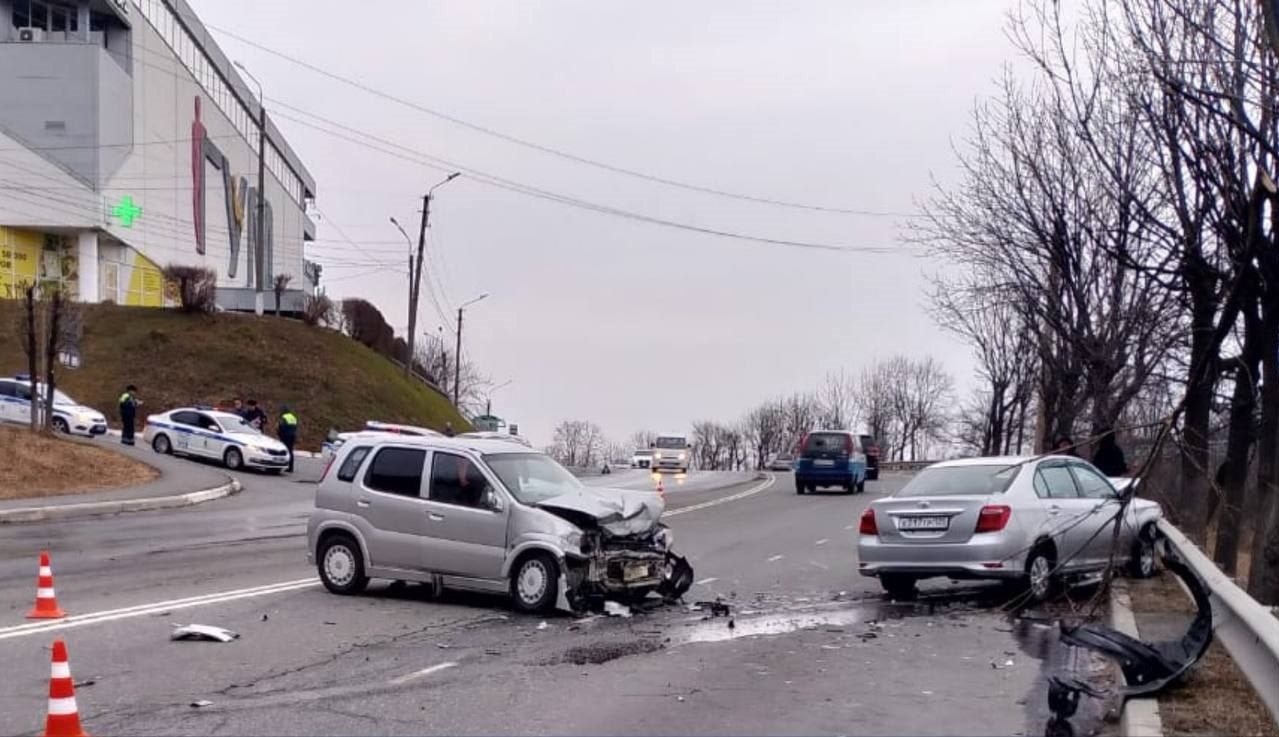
0, 302, 468, 450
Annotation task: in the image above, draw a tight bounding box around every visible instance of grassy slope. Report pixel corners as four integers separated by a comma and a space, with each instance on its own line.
0, 426, 157, 499
0, 303, 468, 450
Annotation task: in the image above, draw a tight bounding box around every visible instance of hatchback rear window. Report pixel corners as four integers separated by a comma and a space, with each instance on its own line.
803, 433, 852, 454
337, 446, 372, 482
897, 465, 1021, 497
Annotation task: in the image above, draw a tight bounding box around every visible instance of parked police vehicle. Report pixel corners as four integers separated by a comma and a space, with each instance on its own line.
0, 375, 108, 437
144, 407, 291, 472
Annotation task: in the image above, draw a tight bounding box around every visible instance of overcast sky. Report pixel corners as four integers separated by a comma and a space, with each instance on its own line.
192, 0, 1022, 447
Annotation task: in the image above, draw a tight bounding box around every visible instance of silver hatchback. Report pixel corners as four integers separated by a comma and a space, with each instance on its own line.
307, 436, 693, 613
857, 456, 1162, 602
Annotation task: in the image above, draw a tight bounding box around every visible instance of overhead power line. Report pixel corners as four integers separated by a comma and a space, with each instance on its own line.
207, 23, 918, 219
266, 103, 903, 255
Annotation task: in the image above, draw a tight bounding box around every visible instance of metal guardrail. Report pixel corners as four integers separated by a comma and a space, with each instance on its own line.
1158, 519, 1279, 723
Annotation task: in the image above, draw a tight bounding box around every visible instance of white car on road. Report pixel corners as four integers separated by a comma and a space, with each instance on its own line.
0, 375, 108, 437
144, 407, 291, 472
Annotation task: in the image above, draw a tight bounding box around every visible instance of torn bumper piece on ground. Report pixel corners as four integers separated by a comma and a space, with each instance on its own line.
1047, 554, 1212, 730
171, 624, 240, 643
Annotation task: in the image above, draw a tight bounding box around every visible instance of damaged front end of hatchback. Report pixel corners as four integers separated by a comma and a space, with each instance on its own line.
535, 491, 695, 613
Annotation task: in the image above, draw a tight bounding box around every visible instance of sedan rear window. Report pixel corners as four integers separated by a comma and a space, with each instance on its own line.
897, 465, 1021, 497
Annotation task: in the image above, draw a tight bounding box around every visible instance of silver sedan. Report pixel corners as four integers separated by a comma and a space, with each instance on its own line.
857, 456, 1162, 602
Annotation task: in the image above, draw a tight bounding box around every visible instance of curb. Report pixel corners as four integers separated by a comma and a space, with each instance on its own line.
1112, 582, 1164, 737
0, 478, 242, 524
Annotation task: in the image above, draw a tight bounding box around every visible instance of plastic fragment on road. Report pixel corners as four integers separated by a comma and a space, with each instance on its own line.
171, 624, 239, 643
190, 700, 213, 708
603, 601, 632, 618
537, 621, 549, 630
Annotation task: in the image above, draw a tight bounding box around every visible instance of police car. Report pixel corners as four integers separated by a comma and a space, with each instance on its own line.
0, 375, 108, 437
321, 420, 442, 462
144, 407, 291, 472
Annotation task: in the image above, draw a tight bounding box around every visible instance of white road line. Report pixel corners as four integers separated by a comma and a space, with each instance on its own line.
767, 554, 785, 563
695, 577, 718, 586
815, 539, 829, 546
808, 560, 831, 571
665, 474, 775, 517
389, 662, 458, 686
0, 578, 320, 641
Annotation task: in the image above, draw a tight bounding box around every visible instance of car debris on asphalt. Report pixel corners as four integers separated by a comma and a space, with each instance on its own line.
603, 601, 632, 618
190, 700, 214, 708
170, 624, 239, 643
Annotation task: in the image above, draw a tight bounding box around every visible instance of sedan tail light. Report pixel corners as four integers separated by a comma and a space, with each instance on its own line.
859, 508, 878, 535
975, 505, 1012, 533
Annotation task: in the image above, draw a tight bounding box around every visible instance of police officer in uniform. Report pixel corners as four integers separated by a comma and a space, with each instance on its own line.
278, 405, 299, 473
119, 385, 140, 445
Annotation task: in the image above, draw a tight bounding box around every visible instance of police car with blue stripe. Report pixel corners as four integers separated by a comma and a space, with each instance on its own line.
0, 375, 108, 437
144, 407, 291, 472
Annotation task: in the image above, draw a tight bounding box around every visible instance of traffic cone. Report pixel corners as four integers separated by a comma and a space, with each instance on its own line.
26, 552, 66, 620
43, 639, 89, 737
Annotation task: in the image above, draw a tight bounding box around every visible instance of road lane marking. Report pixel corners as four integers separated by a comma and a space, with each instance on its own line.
695, 577, 718, 586
767, 555, 785, 563
665, 475, 775, 517
0, 578, 319, 641
389, 662, 458, 686
808, 560, 830, 570
815, 539, 829, 546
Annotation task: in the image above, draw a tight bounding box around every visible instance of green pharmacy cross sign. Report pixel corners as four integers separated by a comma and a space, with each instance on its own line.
111, 195, 142, 228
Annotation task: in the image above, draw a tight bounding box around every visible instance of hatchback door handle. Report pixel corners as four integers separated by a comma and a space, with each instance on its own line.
356, 500, 371, 509
429, 513, 445, 521
1048, 505, 1061, 515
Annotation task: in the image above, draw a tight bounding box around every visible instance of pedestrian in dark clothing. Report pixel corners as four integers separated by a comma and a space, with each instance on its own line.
119, 385, 139, 446
243, 399, 267, 432
231, 398, 245, 417
1093, 430, 1129, 477
1052, 435, 1078, 457
278, 405, 299, 473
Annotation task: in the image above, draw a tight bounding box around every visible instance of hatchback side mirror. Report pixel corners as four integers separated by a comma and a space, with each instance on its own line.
484, 489, 504, 512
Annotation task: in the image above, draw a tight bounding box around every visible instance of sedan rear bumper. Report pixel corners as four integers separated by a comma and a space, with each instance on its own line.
857, 535, 1027, 581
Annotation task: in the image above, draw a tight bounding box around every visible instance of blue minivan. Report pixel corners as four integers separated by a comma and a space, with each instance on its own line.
794, 431, 868, 494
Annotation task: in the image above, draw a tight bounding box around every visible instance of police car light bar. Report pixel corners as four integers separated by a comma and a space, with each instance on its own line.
14, 374, 31, 381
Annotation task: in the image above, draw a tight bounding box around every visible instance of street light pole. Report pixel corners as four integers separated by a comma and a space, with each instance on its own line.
454, 293, 489, 408
389, 216, 415, 377
234, 62, 266, 317
486, 379, 513, 416
405, 173, 461, 381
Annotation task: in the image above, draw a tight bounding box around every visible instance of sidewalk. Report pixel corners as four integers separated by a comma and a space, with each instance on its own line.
0, 439, 239, 523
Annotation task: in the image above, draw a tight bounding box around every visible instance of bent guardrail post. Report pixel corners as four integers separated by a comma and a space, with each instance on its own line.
1158, 519, 1279, 723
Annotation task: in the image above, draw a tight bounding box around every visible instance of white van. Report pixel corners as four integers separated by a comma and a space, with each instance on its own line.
651, 433, 691, 473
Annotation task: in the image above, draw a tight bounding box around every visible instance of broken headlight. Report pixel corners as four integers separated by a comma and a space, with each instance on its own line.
561, 531, 584, 552
654, 527, 674, 550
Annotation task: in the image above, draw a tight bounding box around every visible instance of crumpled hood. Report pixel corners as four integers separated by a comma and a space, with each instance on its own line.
536, 487, 665, 537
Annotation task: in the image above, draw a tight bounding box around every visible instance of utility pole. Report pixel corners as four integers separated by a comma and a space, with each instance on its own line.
406, 193, 429, 378
234, 62, 267, 316
403, 173, 461, 378
454, 293, 490, 408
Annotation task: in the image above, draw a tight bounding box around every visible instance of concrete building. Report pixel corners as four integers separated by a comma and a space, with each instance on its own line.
0, 0, 317, 310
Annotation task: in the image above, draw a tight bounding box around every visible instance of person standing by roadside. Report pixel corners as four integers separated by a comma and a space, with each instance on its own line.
119, 385, 140, 446
1093, 430, 1130, 477
278, 405, 299, 473
243, 399, 267, 432
1052, 435, 1078, 457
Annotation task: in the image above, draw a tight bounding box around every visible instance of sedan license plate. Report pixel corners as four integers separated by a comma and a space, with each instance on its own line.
897, 516, 949, 531
814, 459, 835, 467
623, 563, 651, 582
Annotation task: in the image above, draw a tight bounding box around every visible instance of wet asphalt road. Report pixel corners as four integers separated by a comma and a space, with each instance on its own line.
0, 464, 1096, 736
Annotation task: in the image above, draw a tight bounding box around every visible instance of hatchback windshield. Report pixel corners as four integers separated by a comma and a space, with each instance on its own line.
897, 464, 1021, 497
654, 437, 686, 449
485, 452, 583, 504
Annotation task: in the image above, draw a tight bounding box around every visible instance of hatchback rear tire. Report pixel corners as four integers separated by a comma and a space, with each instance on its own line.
318, 534, 369, 595
511, 552, 559, 613
795, 481, 806, 495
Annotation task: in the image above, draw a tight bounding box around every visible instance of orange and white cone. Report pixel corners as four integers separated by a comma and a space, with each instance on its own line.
43, 639, 89, 737
26, 552, 66, 620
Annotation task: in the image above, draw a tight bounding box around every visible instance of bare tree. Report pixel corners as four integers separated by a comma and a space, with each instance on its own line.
818, 370, 858, 430
742, 401, 785, 469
